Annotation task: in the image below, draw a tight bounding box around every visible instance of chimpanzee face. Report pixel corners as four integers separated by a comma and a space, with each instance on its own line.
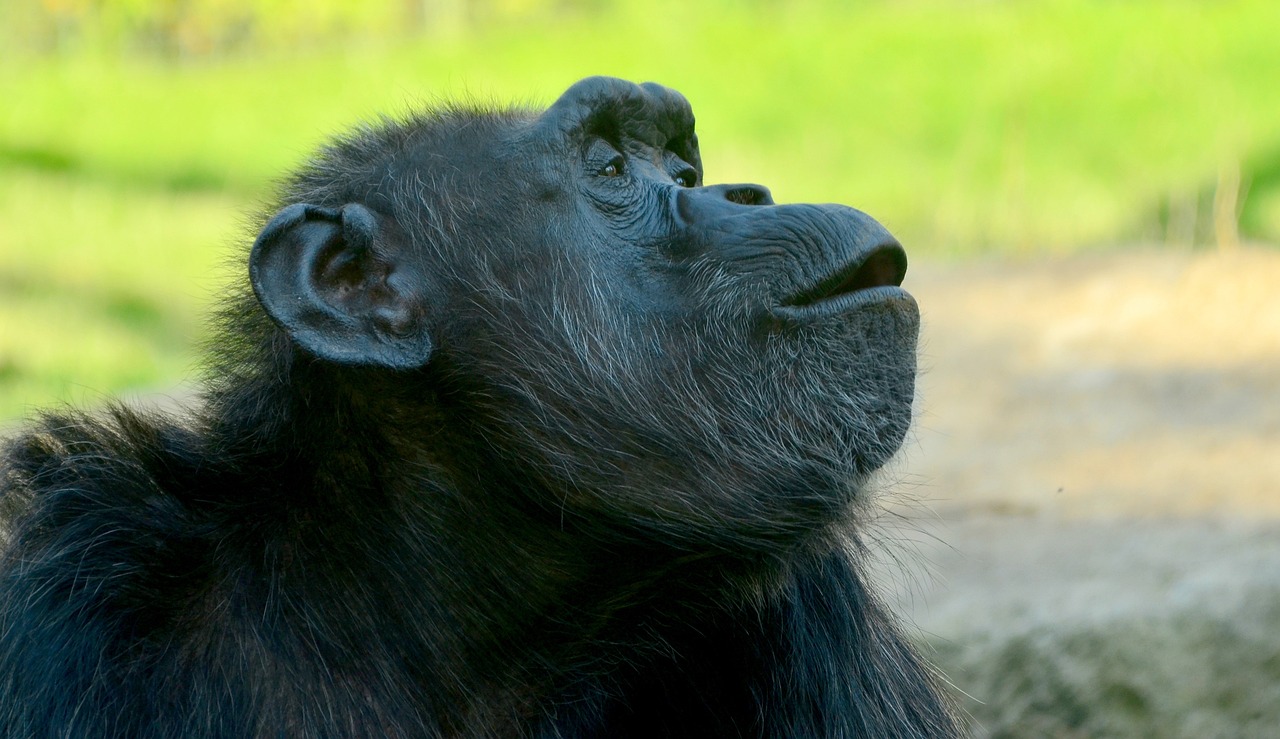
251, 77, 918, 541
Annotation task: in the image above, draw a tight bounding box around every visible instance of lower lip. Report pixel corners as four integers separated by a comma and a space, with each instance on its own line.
771, 286, 916, 320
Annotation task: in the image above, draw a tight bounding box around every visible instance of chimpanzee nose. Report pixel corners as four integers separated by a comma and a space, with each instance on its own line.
676, 183, 774, 224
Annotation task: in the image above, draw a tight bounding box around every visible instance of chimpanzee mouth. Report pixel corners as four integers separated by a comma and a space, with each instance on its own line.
774, 243, 912, 318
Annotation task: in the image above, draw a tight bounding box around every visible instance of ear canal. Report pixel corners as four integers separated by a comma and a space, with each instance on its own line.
249, 202, 433, 369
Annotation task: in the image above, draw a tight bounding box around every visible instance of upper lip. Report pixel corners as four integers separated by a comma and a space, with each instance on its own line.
780, 242, 908, 307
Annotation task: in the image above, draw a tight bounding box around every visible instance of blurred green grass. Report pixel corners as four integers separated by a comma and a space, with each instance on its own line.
2, 0, 1279, 418
0, 169, 238, 418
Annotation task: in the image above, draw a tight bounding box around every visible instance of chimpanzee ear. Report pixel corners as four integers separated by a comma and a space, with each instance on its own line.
249, 203, 432, 369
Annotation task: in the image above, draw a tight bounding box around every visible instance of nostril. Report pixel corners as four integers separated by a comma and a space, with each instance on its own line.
675, 183, 773, 227
724, 185, 772, 206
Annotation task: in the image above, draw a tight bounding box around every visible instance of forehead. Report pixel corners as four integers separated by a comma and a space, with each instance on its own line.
294, 80, 700, 209
537, 77, 697, 150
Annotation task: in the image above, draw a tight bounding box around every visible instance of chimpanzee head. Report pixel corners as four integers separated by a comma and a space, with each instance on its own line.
248, 77, 918, 549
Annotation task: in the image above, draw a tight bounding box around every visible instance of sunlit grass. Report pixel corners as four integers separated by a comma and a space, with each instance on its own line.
0, 170, 242, 419
4, 1, 1278, 248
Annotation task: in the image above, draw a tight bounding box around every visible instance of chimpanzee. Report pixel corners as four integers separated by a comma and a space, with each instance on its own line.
0, 77, 958, 737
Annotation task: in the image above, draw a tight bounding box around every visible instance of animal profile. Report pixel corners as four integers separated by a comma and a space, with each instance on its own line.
0, 77, 957, 738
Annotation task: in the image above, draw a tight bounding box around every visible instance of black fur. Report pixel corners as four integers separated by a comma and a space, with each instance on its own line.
0, 77, 958, 737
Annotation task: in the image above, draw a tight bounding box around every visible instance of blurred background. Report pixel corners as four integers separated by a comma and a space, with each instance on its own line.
2, 1, 1278, 735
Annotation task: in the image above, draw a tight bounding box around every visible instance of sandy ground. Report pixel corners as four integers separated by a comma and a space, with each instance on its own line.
868, 246, 1280, 736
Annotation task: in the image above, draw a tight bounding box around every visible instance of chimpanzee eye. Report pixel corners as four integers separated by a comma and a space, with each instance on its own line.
674, 169, 697, 188
600, 155, 626, 177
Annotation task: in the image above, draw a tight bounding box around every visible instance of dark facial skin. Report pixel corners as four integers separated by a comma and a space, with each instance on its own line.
0, 78, 953, 738
275, 76, 918, 551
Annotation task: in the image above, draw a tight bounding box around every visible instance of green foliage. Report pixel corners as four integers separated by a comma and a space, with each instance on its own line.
1, 0, 1277, 416
5, 0, 425, 56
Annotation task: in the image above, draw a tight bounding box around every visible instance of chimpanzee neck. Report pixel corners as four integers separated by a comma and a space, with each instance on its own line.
201, 360, 644, 727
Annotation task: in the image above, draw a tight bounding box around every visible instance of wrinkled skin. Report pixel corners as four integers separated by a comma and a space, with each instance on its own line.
0, 78, 957, 737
